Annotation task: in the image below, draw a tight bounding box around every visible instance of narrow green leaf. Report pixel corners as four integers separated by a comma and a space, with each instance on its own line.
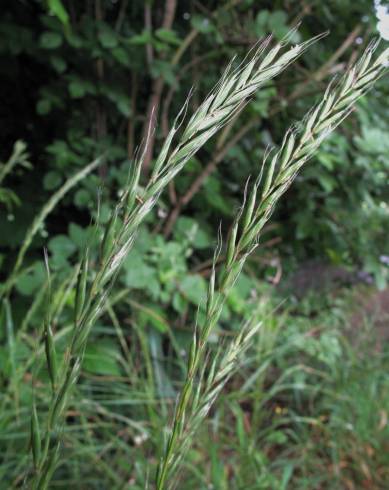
31, 399, 41, 469
75, 254, 88, 322
45, 323, 58, 390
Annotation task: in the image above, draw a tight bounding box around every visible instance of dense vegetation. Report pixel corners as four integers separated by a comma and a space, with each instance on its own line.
0, 1, 388, 489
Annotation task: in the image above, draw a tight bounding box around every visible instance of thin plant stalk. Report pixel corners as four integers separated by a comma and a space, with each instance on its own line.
0, 140, 31, 186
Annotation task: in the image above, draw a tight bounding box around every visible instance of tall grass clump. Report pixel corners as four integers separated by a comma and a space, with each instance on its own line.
26, 32, 324, 488
155, 41, 389, 489
23, 33, 388, 489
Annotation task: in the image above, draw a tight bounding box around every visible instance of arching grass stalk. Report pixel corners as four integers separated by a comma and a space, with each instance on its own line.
0, 157, 103, 300
28, 32, 320, 488
155, 41, 389, 489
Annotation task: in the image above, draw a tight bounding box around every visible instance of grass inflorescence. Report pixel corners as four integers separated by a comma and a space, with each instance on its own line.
27, 31, 325, 489
155, 41, 389, 489
22, 34, 388, 489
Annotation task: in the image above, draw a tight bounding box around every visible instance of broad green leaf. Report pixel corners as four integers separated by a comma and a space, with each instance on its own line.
68, 222, 89, 248
48, 234, 77, 259
124, 251, 159, 292
203, 176, 231, 215
251, 87, 276, 117
355, 127, 389, 154
191, 15, 214, 33
268, 10, 289, 40
155, 28, 181, 46
48, 0, 69, 25
255, 10, 270, 36
112, 47, 130, 66
50, 56, 67, 73
68, 81, 85, 98
128, 30, 153, 45
68, 79, 95, 99
266, 430, 288, 445
66, 32, 83, 48
172, 292, 187, 313
74, 189, 91, 208
39, 31, 62, 49
43, 171, 62, 190
36, 99, 51, 115
98, 24, 118, 49
179, 274, 207, 306
15, 262, 46, 296
175, 217, 212, 249
150, 60, 176, 86
83, 341, 122, 376
268, 10, 288, 29
106, 90, 132, 116
317, 173, 337, 193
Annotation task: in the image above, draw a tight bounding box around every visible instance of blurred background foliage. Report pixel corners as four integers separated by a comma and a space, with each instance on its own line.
0, 0, 388, 488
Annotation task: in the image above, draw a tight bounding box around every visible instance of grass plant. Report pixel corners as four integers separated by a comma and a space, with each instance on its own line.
0, 32, 385, 489
155, 40, 389, 489
27, 32, 325, 489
